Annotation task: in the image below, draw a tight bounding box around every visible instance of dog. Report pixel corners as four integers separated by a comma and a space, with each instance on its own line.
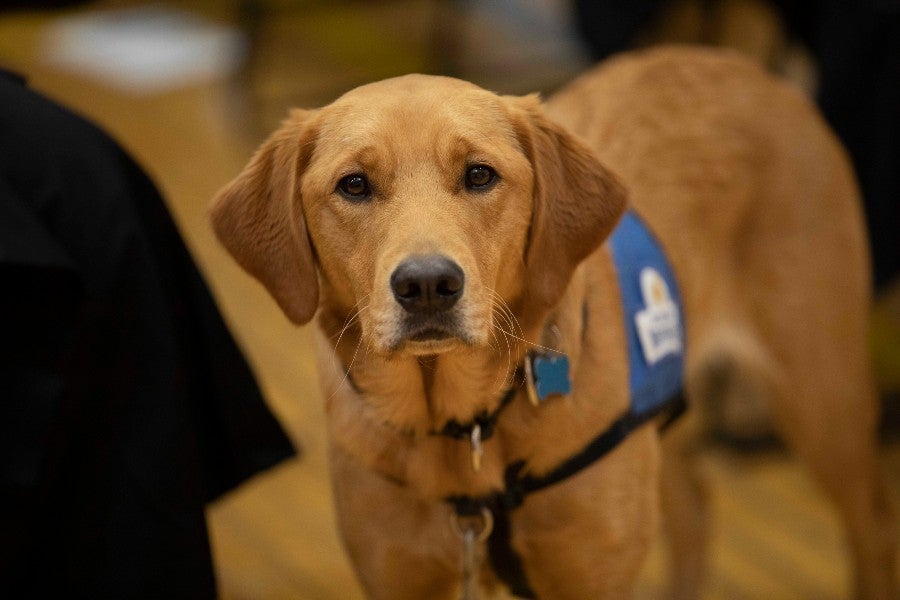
211, 46, 896, 599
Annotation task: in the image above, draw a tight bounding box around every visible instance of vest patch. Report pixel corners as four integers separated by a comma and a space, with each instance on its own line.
635, 267, 683, 365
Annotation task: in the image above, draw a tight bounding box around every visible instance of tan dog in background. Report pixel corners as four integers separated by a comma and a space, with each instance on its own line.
211, 47, 896, 599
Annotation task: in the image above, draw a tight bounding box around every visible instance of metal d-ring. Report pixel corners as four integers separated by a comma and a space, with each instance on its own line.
547, 323, 564, 351
454, 507, 493, 600
451, 506, 494, 543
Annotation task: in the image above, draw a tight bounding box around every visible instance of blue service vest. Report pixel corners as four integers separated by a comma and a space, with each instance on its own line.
607, 210, 686, 416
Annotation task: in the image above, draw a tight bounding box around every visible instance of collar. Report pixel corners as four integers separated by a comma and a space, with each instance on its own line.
434, 342, 571, 433
340, 360, 527, 438
340, 346, 569, 473
436, 379, 520, 441
434, 377, 521, 472
432, 346, 571, 471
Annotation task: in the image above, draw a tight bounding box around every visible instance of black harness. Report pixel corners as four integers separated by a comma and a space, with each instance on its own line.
439, 366, 685, 598
440, 209, 688, 597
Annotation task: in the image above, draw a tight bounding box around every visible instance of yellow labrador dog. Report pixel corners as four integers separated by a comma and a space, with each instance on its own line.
211, 47, 896, 598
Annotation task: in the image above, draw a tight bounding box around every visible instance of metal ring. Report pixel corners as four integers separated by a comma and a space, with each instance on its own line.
450, 507, 494, 543
548, 324, 564, 350
523, 354, 540, 406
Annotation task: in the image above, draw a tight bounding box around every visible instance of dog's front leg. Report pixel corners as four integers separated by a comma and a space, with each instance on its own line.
511, 427, 661, 599
329, 445, 466, 600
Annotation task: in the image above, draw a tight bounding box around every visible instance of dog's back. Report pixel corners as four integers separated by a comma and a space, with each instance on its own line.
549, 46, 895, 598
549, 47, 871, 434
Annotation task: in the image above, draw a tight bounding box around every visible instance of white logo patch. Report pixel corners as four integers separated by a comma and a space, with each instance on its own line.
634, 268, 683, 365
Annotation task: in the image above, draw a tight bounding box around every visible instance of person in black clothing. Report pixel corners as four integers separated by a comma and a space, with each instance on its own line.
0, 70, 296, 598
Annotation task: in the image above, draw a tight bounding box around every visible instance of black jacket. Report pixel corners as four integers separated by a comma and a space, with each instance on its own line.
0, 70, 295, 598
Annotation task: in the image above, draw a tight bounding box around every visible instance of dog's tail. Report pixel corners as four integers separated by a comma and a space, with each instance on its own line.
685, 323, 782, 443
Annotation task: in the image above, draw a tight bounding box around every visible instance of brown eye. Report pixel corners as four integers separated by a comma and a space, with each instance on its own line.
337, 174, 370, 200
465, 165, 497, 190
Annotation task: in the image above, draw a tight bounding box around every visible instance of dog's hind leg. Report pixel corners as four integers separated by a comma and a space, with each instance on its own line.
659, 405, 710, 600
706, 318, 897, 598
768, 370, 897, 600
684, 319, 897, 598
749, 262, 897, 598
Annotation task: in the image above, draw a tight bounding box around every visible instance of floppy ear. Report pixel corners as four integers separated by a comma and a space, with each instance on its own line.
511, 94, 627, 312
210, 109, 319, 324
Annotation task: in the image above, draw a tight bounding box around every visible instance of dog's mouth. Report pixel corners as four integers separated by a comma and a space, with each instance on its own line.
389, 315, 472, 355
409, 327, 452, 342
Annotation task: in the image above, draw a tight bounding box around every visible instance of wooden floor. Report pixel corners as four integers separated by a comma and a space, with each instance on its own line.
2, 3, 899, 598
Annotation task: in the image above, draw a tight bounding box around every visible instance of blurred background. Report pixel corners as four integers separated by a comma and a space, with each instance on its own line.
1, 0, 898, 598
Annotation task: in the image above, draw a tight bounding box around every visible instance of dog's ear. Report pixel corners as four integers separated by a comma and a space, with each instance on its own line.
510, 94, 627, 312
210, 109, 319, 324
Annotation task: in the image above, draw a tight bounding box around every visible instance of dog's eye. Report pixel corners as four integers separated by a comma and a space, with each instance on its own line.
465, 165, 497, 190
337, 174, 371, 200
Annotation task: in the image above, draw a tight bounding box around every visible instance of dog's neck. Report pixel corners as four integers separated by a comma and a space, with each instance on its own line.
318, 307, 532, 436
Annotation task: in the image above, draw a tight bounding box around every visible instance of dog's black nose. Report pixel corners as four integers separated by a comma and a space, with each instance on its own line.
390, 255, 464, 313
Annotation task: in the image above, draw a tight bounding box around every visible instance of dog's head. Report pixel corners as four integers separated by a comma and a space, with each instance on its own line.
211, 75, 625, 356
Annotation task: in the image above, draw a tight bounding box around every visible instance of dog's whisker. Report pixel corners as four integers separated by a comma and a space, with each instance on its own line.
486, 292, 513, 330
486, 288, 523, 337
486, 290, 528, 355
330, 296, 370, 351
332, 294, 372, 341
487, 327, 502, 355
329, 296, 371, 384
488, 311, 513, 358
326, 332, 365, 403
489, 302, 518, 359
489, 301, 512, 349
486, 326, 511, 388
485, 294, 519, 392
493, 325, 564, 356
496, 323, 515, 392
492, 303, 516, 338
487, 288, 564, 355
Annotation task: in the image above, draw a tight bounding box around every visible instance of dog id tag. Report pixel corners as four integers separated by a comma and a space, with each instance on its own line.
469, 424, 484, 472
525, 352, 572, 406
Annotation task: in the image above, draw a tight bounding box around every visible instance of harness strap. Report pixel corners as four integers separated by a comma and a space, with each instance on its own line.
447, 393, 685, 516
446, 393, 686, 598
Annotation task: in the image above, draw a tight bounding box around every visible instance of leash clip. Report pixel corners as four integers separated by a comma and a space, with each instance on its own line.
452, 506, 494, 600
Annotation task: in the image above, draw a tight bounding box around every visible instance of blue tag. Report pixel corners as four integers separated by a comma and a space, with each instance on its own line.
532, 353, 572, 401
